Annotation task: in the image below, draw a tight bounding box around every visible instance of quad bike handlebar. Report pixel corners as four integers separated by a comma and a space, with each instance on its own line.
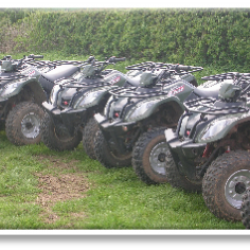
27, 54, 44, 59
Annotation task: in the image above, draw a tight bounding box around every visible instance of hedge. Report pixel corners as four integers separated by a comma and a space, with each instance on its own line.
1, 8, 250, 69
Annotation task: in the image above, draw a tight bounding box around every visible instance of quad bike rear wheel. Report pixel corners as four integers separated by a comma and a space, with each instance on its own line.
132, 127, 168, 185
41, 112, 82, 151
5, 101, 45, 146
93, 128, 131, 168
202, 150, 250, 222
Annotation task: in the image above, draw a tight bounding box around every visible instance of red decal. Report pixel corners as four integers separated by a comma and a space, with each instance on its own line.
28, 70, 36, 76
169, 85, 184, 96
110, 75, 121, 85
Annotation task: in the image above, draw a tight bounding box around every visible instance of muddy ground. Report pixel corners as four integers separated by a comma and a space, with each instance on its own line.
34, 155, 89, 224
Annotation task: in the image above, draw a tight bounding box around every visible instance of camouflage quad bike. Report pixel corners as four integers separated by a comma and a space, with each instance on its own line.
92, 64, 204, 174
129, 71, 236, 185
40, 56, 135, 152
241, 187, 250, 229
81, 61, 177, 159
164, 72, 250, 221
0, 56, 95, 146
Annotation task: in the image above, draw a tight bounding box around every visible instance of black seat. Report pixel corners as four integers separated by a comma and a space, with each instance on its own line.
194, 84, 221, 98
38, 65, 79, 93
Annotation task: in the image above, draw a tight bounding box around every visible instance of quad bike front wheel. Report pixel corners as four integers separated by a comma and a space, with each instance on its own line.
82, 117, 99, 160
5, 101, 45, 146
41, 112, 82, 151
241, 187, 250, 229
164, 150, 202, 192
202, 150, 250, 222
132, 127, 169, 185
93, 127, 132, 168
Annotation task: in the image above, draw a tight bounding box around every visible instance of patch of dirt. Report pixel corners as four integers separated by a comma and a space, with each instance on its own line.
35, 155, 80, 171
34, 155, 90, 224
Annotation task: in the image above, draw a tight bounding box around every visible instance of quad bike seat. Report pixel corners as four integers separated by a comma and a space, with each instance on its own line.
194, 84, 222, 99
38, 65, 79, 93
125, 75, 142, 87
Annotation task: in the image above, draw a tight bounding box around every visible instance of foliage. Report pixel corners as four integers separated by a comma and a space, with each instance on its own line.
1, 9, 250, 69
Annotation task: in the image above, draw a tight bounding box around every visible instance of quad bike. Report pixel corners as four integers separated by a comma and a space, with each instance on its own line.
241, 187, 250, 229
82, 61, 179, 159
92, 64, 206, 175
164, 72, 250, 222
128, 71, 236, 185
40, 56, 136, 152
0, 56, 95, 146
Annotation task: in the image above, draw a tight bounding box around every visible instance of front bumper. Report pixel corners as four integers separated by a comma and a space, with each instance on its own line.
165, 128, 206, 180
95, 113, 137, 135
42, 101, 88, 135
94, 113, 138, 153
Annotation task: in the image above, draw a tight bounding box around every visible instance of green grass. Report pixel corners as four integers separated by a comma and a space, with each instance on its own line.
0, 53, 247, 229
0, 128, 245, 230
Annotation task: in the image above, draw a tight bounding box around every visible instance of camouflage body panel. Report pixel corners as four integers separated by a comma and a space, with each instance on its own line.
107, 79, 195, 123
0, 77, 45, 103
70, 70, 143, 110
196, 111, 250, 144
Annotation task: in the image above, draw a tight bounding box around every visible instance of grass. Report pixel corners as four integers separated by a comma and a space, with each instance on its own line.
0, 53, 247, 230
0, 128, 245, 230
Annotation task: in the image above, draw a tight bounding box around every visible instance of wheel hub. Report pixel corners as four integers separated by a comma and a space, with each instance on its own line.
21, 112, 40, 139
225, 169, 250, 209
149, 142, 168, 176
158, 153, 166, 163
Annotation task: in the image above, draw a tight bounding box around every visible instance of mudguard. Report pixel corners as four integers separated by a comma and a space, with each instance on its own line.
196, 111, 250, 143
0, 77, 46, 104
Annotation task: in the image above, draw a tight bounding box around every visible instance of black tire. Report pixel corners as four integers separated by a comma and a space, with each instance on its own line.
165, 151, 202, 192
82, 117, 99, 160
5, 101, 45, 146
241, 187, 250, 229
202, 150, 250, 222
132, 127, 168, 185
41, 112, 82, 151
93, 127, 131, 168
0, 121, 5, 131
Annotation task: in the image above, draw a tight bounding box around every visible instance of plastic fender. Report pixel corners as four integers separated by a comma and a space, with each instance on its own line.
125, 95, 185, 123
104, 71, 126, 87
180, 73, 196, 84
74, 87, 110, 109
0, 78, 46, 104
163, 79, 195, 103
196, 112, 250, 143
